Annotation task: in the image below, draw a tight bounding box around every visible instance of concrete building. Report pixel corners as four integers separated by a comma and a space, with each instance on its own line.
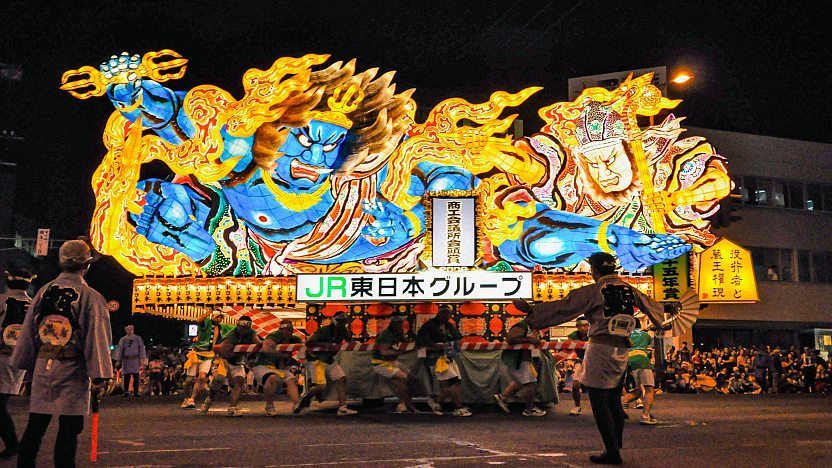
685, 127, 832, 354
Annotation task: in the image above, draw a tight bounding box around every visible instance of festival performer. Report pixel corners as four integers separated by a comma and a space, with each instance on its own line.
621, 324, 658, 425
295, 312, 356, 416
567, 317, 590, 416
494, 313, 547, 417
252, 319, 302, 416
181, 309, 229, 409
415, 305, 471, 417
114, 325, 146, 397
11, 240, 113, 467
216, 315, 259, 417
87, 52, 689, 280
514, 252, 665, 465
0, 265, 34, 459
372, 316, 418, 414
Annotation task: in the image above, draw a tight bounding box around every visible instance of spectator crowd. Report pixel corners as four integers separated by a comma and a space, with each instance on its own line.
556, 342, 831, 395
661, 343, 831, 395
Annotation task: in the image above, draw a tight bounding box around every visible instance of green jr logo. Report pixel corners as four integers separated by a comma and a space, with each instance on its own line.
304, 276, 347, 299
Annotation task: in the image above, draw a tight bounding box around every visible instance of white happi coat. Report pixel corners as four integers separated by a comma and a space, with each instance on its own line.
527, 274, 665, 388
11, 272, 113, 415
114, 334, 146, 374
0, 288, 30, 394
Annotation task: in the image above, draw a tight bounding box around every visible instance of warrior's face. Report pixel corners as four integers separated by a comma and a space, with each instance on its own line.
579, 141, 633, 193
273, 121, 348, 190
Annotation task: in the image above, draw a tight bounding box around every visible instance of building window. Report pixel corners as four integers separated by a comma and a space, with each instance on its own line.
784, 182, 805, 210
798, 250, 812, 282
823, 185, 832, 213
811, 252, 832, 284
807, 184, 823, 211
749, 247, 793, 282
735, 176, 832, 213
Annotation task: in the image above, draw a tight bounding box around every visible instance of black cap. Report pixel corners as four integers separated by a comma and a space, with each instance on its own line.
587, 252, 617, 270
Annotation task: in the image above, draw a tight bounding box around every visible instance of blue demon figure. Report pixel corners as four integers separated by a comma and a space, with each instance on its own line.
101, 52, 688, 275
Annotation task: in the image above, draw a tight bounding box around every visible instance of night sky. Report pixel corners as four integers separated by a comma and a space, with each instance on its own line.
2, 0, 830, 342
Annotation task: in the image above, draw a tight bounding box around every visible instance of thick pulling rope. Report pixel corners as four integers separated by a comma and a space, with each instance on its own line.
215, 339, 586, 354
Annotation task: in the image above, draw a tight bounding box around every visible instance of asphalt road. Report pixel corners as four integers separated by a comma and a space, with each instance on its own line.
3, 393, 831, 467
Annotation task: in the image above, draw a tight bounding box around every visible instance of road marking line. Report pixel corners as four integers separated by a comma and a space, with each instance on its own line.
114, 439, 145, 446
795, 440, 832, 446
535, 452, 567, 457
96, 447, 231, 455
306, 439, 437, 447
271, 454, 511, 466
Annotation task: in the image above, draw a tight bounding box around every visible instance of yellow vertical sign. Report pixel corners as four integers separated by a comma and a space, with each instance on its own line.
653, 254, 689, 302
698, 238, 759, 303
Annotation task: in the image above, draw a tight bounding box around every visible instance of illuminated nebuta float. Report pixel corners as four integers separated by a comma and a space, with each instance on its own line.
61, 50, 732, 342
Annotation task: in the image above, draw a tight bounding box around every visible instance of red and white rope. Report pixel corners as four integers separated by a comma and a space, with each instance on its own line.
218, 339, 586, 354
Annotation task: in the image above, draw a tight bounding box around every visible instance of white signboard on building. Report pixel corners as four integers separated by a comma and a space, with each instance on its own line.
296, 272, 533, 302
35, 228, 50, 257
431, 197, 476, 267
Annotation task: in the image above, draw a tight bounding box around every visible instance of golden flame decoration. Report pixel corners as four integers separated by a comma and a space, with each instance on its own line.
539, 73, 681, 148
380, 87, 545, 211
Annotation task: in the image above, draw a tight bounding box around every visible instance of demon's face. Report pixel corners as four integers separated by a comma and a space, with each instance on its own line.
274, 121, 349, 190
222, 120, 349, 239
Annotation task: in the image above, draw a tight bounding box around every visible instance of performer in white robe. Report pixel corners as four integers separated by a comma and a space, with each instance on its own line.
11, 240, 113, 467
114, 325, 146, 396
0, 265, 34, 459
515, 252, 665, 466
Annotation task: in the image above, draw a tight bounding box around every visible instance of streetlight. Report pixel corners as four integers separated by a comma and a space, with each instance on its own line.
671, 71, 694, 85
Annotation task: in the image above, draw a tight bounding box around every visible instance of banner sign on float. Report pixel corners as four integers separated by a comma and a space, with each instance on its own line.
653, 254, 689, 302
296, 272, 533, 302
35, 228, 50, 257
698, 238, 759, 303
431, 197, 477, 267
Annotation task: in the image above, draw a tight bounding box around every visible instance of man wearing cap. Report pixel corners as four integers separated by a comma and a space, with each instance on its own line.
11, 240, 113, 467
114, 325, 147, 397
0, 265, 35, 459
252, 319, 302, 416
514, 252, 665, 465
566, 317, 590, 416
217, 315, 260, 416
372, 316, 418, 414
296, 312, 356, 416
416, 305, 471, 417
181, 308, 230, 409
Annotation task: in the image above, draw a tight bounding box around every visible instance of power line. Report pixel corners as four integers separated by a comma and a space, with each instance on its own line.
518, 0, 558, 30
528, 0, 585, 48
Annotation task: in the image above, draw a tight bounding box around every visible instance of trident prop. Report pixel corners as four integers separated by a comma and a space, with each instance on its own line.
59, 49, 188, 100
613, 74, 681, 235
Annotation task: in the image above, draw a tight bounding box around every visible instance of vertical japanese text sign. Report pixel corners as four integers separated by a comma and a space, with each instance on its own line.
698, 238, 759, 303
431, 197, 476, 267
35, 228, 50, 257
653, 254, 689, 302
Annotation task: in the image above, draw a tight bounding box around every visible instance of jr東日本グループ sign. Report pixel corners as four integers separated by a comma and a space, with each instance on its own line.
698, 238, 759, 303
296, 272, 533, 302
